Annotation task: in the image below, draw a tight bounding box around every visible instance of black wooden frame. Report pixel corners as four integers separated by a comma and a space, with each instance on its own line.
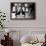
10, 2, 36, 20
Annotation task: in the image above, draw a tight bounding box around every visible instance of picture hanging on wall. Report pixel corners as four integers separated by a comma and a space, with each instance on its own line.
10, 2, 36, 20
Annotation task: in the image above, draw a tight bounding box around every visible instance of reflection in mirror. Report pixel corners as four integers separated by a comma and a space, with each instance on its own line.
0, 31, 19, 46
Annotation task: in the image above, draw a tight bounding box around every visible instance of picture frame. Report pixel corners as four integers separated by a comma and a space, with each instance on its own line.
10, 2, 36, 20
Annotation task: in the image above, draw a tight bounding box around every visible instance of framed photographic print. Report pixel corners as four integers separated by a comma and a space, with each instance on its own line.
10, 2, 36, 20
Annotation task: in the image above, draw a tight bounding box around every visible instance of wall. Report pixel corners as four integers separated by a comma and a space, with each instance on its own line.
0, 0, 46, 28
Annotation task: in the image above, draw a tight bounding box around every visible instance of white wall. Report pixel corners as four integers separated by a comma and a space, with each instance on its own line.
0, 0, 46, 28
0, 1, 46, 46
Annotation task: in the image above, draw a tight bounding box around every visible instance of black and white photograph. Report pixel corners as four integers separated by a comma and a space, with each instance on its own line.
10, 2, 36, 20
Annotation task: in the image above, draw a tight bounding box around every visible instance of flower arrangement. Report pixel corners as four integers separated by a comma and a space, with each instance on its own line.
0, 11, 6, 28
